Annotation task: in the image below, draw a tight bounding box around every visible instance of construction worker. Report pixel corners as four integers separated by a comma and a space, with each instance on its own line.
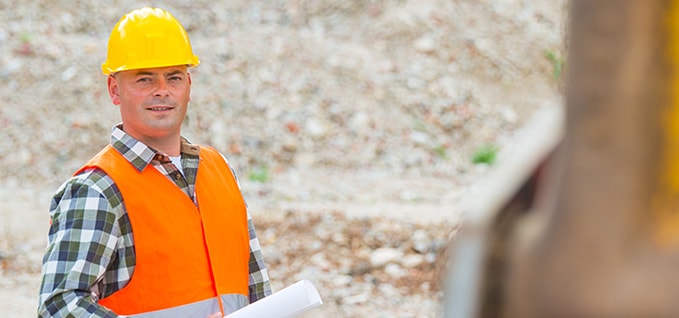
37, 7, 272, 317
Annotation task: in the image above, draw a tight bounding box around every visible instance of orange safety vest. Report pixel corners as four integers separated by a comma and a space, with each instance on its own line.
76, 145, 250, 317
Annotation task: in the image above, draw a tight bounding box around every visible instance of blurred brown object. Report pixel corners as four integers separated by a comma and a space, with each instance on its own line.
444, 0, 679, 317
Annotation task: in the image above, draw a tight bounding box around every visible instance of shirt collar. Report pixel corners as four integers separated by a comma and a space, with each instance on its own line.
110, 124, 200, 172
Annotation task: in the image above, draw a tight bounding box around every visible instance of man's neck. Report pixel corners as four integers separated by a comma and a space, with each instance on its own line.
122, 126, 182, 156
145, 136, 182, 156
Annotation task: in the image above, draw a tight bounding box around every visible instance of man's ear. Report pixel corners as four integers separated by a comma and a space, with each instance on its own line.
188, 72, 192, 101
107, 75, 121, 105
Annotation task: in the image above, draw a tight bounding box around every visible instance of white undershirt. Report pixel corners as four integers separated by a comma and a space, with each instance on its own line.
169, 155, 184, 176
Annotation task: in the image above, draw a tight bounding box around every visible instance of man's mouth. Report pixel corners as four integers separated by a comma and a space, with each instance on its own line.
147, 106, 174, 111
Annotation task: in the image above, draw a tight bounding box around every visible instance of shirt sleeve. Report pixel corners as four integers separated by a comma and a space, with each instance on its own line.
38, 171, 123, 318
246, 211, 273, 303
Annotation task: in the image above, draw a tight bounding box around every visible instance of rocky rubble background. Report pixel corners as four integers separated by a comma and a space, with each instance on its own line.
0, 0, 566, 317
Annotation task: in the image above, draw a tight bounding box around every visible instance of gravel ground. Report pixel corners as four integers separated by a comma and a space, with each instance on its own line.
0, 0, 566, 317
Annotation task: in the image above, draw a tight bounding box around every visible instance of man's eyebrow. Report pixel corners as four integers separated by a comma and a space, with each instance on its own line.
133, 70, 155, 76
165, 70, 185, 76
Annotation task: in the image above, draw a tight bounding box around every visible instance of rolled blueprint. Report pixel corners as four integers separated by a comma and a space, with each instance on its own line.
226, 279, 323, 318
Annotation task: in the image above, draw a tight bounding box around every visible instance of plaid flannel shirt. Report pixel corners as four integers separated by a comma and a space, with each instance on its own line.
38, 125, 271, 318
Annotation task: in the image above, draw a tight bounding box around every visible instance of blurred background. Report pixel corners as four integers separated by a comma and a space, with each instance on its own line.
0, 0, 566, 316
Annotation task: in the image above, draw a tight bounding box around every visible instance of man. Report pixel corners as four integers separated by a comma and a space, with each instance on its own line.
38, 7, 271, 317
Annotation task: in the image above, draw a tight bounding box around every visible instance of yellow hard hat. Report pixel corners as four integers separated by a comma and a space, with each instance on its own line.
102, 7, 200, 75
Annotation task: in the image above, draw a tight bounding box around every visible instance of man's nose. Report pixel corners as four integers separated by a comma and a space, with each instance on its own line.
154, 78, 169, 96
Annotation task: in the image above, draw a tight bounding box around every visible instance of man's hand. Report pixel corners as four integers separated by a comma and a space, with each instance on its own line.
207, 312, 222, 318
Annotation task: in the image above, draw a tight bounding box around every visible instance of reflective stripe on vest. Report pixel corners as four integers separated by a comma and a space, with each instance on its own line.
76, 145, 250, 316
124, 295, 247, 318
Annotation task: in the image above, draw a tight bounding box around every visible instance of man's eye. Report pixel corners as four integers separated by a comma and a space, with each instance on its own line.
137, 78, 151, 83
169, 76, 182, 81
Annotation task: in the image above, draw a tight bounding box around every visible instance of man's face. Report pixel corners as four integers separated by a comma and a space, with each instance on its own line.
107, 65, 192, 144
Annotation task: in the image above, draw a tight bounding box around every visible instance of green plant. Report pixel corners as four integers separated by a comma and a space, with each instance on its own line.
412, 119, 426, 132
248, 166, 270, 182
544, 49, 564, 80
433, 145, 448, 159
472, 144, 498, 165
20, 32, 32, 43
